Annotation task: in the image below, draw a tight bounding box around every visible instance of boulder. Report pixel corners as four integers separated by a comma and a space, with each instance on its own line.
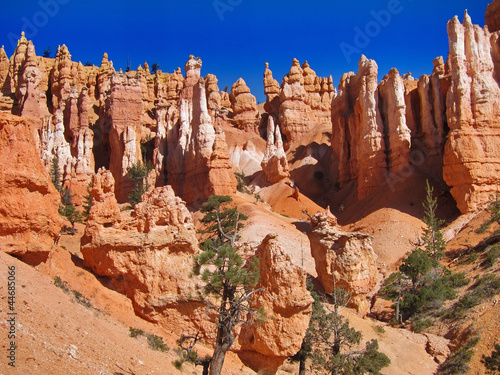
238, 234, 313, 374
307, 212, 378, 315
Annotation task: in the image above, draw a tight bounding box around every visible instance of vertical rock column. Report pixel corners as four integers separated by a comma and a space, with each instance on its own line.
443, 12, 500, 212
109, 72, 143, 202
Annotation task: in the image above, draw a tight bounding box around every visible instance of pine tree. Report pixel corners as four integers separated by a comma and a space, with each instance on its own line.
82, 182, 92, 222
127, 161, 152, 206
190, 195, 261, 375
306, 287, 390, 375
293, 279, 390, 375
50, 156, 62, 194
422, 180, 446, 261
60, 188, 81, 234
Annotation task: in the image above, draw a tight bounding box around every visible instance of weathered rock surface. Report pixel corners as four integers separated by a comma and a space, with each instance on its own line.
261, 116, 290, 184
109, 72, 144, 203
331, 56, 387, 199
307, 212, 378, 315
278, 59, 334, 145
238, 234, 313, 374
81, 169, 202, 326
443, 12, 500, 213
263, 62, 280, 118
486, 0, 500, 32
0, 113, 63, 264
378, 68, 412, 174
230, 78, 259, 133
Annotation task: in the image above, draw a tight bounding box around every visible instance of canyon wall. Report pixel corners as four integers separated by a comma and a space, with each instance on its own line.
330, 11, 500, 211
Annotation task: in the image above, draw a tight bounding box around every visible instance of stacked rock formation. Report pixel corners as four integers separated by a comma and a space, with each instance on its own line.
443, 12, 500, 213
230, 77, 259, 133
307, 211, 378, 315
0, 113, 63, 265
261, 116, 290, 183
238, 234, 313, 374
263, 62, 280, 118
277, 59, 334, 145
81, 169, 202, 327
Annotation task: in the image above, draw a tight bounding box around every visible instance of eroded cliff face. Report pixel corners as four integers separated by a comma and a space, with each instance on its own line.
261, 116, 290, 184
81, 169, 204, 329
330, 10, 500, 210
238, 234, 313, 374
307, 212, 378, 315
0, 112, 63, 264
331, 56, 387, 199
443, 12, 500, 213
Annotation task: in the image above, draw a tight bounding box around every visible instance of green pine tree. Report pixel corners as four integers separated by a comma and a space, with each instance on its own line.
422, 180, 446, 261
180, 195, 261, 375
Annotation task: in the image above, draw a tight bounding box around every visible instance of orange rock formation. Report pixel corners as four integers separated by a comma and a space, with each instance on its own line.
0, 113, 63, 264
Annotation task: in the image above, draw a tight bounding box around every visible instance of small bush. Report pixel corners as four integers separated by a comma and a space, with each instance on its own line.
146, 334, 168, 352
374, 325, 386, 335
129, 328, 168, 352
129, 327, 145, 338
412, 317, 433, 333
438, 337, 479, 375
477, 194, 500, 233
72, 290, 93, 308
483, 245, 500, 268
54, 276, 93, 308
462, 252, 480, 264
444, 274, 500, 319
53, 276, 70, 293
234, 171, 250, 193
482, 343, 500, 374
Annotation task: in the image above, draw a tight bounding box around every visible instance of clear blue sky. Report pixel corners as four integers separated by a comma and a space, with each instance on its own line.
0, 0, 490, 103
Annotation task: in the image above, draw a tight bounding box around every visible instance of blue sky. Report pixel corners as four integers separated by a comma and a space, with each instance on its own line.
0, 0, 490, 103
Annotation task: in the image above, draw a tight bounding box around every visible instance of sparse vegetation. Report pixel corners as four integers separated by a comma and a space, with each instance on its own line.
234, 171, 250, 194
438, 336, 479, 375
53, 276, 70, 293
53, 276, 93, 308
444, 274, 500, 319
483, 244, 500, 268
50, 156, 62, 194
291, 279, 390, 375
477, 194, 500, 234
482, 343, 500, 374
60, 188, 83, 233
129, 327, 144, 338
374, 325, 386, 335
412, 317, 432, 333
173, 333, 210, 374
129, 327, 168, 352
146, 334, 169, 352
127, 161, 153, 206
379, 182, 468, 327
